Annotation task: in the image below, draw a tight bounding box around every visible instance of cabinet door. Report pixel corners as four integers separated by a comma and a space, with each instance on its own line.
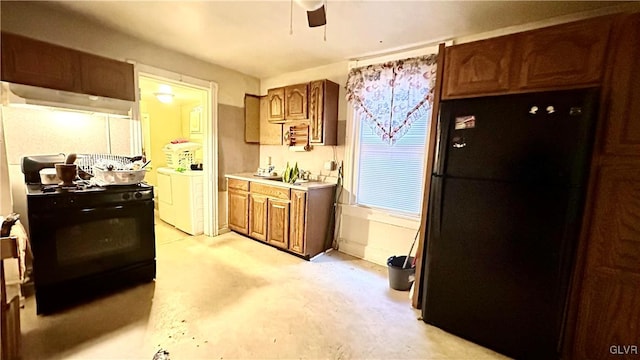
259, 95, 283, 144
602, 13, 640, 156
285, 83, 308, 120
572, 166, 640, 359
516, 17, 612, 90
442, 35, 514, 98
289, 190, 306, 254
244, 94, 260, 143
267, 199, 289, 249
1, 32, 79, 92
267, 87, 285, 123
228, 189, 249, 235
249, 194, 268, 241
308, 80, 325, 144
80, 53, 135, 101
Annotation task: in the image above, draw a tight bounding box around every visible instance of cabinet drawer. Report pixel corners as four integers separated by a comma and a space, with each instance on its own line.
250, 182, 290, 200
228, 178, 249, 191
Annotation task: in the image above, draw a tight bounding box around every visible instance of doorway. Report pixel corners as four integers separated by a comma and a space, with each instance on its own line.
136, 69, 218, 237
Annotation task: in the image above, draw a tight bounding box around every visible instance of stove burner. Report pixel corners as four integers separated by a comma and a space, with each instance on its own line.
41, 181, 96, 193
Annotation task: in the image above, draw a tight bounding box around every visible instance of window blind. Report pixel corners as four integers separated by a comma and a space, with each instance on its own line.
355, 110, 430, 215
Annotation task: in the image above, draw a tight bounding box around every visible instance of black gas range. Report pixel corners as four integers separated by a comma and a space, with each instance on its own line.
26, 181, 154, 207
22, 155, 156, 314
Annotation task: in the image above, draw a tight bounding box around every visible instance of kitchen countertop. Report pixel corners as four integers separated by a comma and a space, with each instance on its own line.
225, 173, 337, 190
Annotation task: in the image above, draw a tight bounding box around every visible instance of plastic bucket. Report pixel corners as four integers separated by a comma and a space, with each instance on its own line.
387, 255, 415, 291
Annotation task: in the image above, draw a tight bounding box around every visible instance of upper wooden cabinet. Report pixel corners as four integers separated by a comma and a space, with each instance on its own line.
1, 32, 79, 92
442, 16, 613, 99
516, 17, 612, 90
244, 94, 283, 144
309, 80, 339, 145
265, 79, 339, 146
1, 32, 135, 101
244, 94, 260, 143
284, 83, 308, 120
602, 13, 640, 156
79, 53, 135, 101
267, 87, 285, 122
442, 35, 514, 98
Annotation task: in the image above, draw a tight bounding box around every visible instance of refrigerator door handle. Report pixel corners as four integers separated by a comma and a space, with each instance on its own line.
433, 104, 451, 176
429, 176, 444, 239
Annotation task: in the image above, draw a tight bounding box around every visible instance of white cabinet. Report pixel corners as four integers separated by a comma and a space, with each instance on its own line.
157, 167, 204, 235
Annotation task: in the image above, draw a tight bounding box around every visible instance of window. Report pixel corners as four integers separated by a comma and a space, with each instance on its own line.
346, 55, 437, 216
355, 109, 429, 215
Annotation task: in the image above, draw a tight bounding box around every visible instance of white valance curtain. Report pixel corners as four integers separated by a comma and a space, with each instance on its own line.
346, 54, 438, 144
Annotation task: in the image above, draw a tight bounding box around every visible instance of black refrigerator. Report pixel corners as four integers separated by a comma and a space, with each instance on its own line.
421, 88, 598, 359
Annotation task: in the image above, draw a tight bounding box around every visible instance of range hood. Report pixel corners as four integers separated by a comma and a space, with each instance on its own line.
1, 82, 133, 116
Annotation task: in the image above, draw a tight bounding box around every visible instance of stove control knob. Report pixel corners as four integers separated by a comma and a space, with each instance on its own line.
134, 192, 142, 199
123, 193, 131, 200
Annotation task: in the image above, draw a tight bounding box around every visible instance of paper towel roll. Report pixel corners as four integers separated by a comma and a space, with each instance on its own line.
289, 145, 310, 152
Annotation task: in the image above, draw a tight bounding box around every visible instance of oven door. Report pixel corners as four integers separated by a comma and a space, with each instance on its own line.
29, 199, 155, 285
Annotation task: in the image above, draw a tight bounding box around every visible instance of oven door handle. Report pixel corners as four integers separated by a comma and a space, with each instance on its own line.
80, 205, 124, 213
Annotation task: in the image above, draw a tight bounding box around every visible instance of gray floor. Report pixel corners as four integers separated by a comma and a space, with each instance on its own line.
19, 218, 508, 359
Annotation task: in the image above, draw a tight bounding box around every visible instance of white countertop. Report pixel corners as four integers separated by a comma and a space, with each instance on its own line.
225, 173, 337, 190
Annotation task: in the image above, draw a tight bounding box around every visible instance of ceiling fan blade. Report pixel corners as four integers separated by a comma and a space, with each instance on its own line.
307, 5, 326, 27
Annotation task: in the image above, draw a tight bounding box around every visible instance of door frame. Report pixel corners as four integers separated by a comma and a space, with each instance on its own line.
132, 62, 220, 236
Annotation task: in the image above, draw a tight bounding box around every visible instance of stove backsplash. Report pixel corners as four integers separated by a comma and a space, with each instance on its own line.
1, 105, 137, 234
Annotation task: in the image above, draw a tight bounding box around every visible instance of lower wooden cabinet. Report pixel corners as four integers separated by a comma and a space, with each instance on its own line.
570, 165, 640, 359
289, 190, 307, 254
227, 189, 249, 235
226, 176, 335, 259
267, 198, 290, 249
249, 194, 268, 241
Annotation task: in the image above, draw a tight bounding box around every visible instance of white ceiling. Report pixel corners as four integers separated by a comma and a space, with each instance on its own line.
47, 1, 629, 79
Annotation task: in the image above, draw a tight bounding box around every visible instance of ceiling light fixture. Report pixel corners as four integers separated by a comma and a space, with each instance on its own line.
154, 84, 174, 104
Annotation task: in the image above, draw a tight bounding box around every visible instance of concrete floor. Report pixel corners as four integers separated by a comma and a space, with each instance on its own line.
19, 218, 509, 359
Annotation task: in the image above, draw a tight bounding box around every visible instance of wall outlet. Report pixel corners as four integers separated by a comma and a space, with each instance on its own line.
324, 160, 336, 171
